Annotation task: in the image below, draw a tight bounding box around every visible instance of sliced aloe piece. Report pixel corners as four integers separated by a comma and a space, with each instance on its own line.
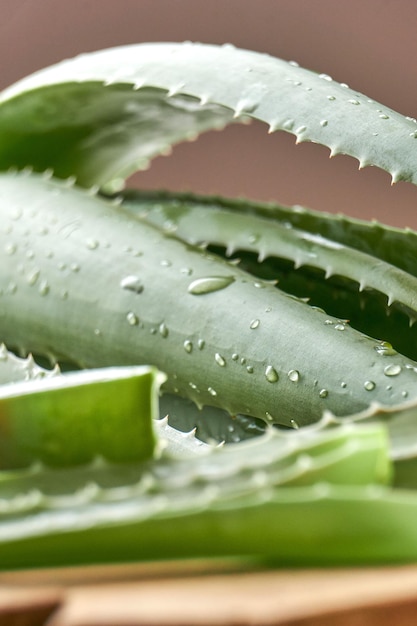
0, 365, 164, 469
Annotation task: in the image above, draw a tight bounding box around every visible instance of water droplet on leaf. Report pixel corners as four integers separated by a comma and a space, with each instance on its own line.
120, 275, 144, 294
288, 370, 300, 382
126, 311, 139, 326
265, 365, 279, 383
384, 364, 402, 377
184, 340, 193, 353
215, 353, 226, 367
364, 380, 376, 391
188, 276, 235, 295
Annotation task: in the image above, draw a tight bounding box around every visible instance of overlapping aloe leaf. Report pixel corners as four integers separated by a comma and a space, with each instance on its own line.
120, 190, 417, 362
0, 422, 393, 569
1, 42, 417, 190
0, 363, 163, 469
0, 343, 60, 384
127, 190, 417, 278
4, 172, 417, 428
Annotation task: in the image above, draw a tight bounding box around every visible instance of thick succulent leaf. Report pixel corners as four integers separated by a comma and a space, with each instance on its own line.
0, 343, 60, 384
3, 172, 417, 427
121, 189, 417, 286
121, 191, 417, 323
0, 422, 393, 569
1, 43, 417, 188
0, 365, 164, 469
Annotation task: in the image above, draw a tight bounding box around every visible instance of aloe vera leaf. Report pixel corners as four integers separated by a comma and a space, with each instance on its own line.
3, 172, 417, 426
7, 483, 417, 570
125, 189, 417, 279
121, 193, 417, 323
0, 343, 60, 384
122, 191, 417, 360
0, 423, 392, 569
160, 392, 266, 444
0, 365, 163, 469
1, 43, 417, 189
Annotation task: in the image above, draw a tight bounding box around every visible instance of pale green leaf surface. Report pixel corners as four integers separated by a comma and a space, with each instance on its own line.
0, 43, 417, 188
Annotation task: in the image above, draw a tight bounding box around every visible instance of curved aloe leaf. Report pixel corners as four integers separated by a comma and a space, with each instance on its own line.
1, 43, 417, 189
121, 191, 417, 323
3, 172, 417, 427
0, 421, 392, 569
0, 343, 60, 384
0, 365, 163, 469
126, 189, 417, 279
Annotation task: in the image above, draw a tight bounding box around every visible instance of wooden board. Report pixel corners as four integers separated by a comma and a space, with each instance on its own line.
2, 561, 417, 625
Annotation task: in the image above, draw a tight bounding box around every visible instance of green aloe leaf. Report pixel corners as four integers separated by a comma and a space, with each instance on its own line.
0, 421, 392, 569
0, 364, 164, 469
1, 43, 417, 189
3, 172, 417, 427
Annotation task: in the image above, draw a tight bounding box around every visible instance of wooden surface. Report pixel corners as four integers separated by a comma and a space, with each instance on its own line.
2, 561, 417, 625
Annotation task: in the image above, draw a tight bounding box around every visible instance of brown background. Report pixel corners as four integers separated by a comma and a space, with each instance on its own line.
1, 0, 417, 227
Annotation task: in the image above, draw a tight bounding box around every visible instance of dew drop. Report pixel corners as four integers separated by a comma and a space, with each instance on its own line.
70, 263, 80, 273
384, 364, 402, 377
364, 380, 376, 391
250, 319, 260, 329
341, 381, 347, 388
4, 243, 16, 255
120, 275, 144, 294
379, 114, 389, 119
320, 119, 328, 127
240, 357, 247, 365
319, 388, 328, 398
197, 339, 205, 350
290, 419, 299, 429
188, 275, 235, 295
39, 280, 49, 296
334, 323, 346, 331
288, 369, 300, 382
265, 365, 279, 383
208, 387, 217, 397
160, 259, 172, 268
215, 353, 226, 367
402, 390, 409, 398
86, 238, 99, 250
246, 365, 254, 374
183, 340, 193, 353
232, 353, 239, 361
11, 208, 22, 220
375, 341, 397, 357
159, 323, 169, 338
265, 411, 275, 422
348, 99, 360, 105
126, 311, 139, 326
327, 95, 336, 101
27, 268, 40, 285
